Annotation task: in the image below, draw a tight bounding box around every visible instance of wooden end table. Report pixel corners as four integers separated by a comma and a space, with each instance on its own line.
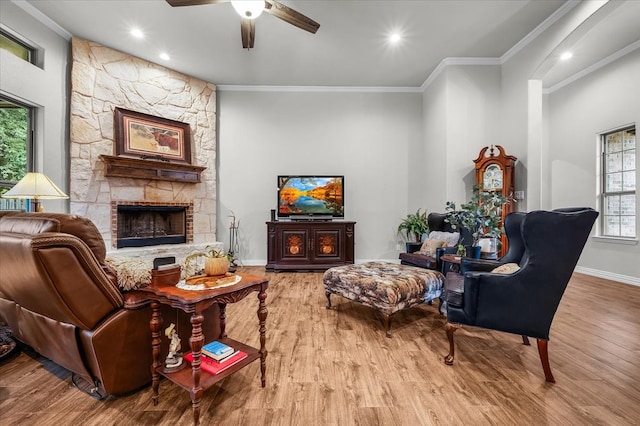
439, 255, 466, 315
140, 273, 268, 426
440, 253, 463, 274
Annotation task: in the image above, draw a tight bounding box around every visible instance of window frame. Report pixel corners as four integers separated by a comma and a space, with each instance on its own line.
0, 96, 35, 193
0, 28, 36, 65
599, 125, 636, 239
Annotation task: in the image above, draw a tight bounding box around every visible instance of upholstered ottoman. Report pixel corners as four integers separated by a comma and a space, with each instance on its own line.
323, 261, 444, 337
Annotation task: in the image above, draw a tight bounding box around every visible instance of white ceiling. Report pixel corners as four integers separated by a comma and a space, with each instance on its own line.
20, 0, 572, 88
16, 0, 640, 89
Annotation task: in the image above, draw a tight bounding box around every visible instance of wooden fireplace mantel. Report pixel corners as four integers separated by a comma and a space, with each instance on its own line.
100, 155, 206, 183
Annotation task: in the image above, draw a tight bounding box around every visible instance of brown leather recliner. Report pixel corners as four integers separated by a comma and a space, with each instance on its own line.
0, 212, 220, 397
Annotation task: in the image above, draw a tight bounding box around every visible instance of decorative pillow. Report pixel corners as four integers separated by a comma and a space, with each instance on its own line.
427, 231, 460, 248
491, 263, 521, 274
418, 239, 445, 256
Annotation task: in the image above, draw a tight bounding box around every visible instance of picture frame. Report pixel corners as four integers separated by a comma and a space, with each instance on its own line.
114, 107, 192, 164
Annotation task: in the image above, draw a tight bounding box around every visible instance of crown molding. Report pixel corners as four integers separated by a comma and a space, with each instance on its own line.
419, 0, 579, 92
500, 0, 580, 64
543, 40, 640, 94
419, 57, 501, 91
217, 85, 422, 93
12, 0, 72, 40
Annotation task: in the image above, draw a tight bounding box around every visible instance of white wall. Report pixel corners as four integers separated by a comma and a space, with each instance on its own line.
421, 65, 502, 212
421, 70, 449, 214
548, 49, 640, 280
217, 90, 422, 264
0, 1, 69, 212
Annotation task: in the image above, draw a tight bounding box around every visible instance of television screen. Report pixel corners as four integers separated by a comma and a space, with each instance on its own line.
277, 175, 344, 218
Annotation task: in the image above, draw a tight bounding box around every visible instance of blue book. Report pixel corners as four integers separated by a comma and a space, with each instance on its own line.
201, 341, 234, 360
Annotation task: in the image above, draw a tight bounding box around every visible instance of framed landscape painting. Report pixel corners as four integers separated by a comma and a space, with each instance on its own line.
114, 107, 192, 164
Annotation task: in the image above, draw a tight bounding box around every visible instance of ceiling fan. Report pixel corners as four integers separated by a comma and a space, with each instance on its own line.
165, 0, 320, 49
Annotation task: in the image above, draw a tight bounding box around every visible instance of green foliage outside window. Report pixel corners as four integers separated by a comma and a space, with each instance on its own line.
0, 107, 28, 195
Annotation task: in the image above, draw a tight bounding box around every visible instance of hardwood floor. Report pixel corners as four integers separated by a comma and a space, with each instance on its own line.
1, 267, 639, 425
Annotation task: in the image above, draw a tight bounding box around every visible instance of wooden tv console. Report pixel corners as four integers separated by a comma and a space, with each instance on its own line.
266, 220, 356, 271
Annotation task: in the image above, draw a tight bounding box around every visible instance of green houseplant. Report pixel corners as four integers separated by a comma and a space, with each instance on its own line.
397, 209, 429, 249
445, 185, 510, 251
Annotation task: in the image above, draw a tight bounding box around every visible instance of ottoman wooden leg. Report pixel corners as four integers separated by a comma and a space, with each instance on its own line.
325, 291, 332, 309
385, 314, 393, 338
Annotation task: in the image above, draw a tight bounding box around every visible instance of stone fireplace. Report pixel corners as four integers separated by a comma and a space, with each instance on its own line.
112, 202, 193, 248
68, 38, 218, 251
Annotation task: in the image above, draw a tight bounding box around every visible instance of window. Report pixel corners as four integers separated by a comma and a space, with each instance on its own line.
0, 30, 35, 64
0, 97, 33, 209
601, 126, 636, 238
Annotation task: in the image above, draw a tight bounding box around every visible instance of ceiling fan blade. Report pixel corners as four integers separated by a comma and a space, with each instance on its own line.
264, 0, 320, 34
165, 0, 229, 7
241, 18, 256, 49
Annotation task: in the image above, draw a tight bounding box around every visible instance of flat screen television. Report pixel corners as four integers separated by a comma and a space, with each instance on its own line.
277, 175, 344, 219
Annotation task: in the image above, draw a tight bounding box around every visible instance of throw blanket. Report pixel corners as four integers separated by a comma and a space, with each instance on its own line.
105, 256, 152, 291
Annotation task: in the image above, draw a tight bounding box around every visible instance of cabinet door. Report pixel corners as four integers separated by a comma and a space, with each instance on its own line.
280, 229, 311, 262
311, 228, 343, 262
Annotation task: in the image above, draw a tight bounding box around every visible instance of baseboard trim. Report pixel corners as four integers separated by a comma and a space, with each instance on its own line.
574, 266, 640, 287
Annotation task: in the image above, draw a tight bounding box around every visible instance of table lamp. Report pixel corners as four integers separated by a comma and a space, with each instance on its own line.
1, 172, 69, 212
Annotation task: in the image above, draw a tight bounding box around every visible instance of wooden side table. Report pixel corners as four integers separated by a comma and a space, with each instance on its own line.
439, 255, 466, 315
440, 254, 463, 274
140, 273, 268, 426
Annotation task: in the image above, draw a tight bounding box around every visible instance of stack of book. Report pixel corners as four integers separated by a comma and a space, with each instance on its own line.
184, 340, 247, 375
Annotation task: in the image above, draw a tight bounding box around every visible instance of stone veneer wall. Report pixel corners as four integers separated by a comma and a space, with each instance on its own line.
69, 38, 217, 248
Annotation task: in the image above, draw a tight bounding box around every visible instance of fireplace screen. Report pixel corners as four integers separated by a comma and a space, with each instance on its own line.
116, 205, 187, 248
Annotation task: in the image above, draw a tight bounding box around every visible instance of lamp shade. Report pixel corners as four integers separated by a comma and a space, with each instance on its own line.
2, 172, 69, 200
231, 1, 264, 19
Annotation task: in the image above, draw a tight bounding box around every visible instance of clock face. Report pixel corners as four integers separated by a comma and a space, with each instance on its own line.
483, 164, 503, 190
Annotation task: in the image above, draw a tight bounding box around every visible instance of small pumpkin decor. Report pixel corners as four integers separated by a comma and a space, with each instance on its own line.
205, 257, 230, 276
184, 246, 232, 277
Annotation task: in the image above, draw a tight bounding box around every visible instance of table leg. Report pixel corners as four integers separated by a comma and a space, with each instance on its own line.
150, 300, 162, 406
257, 286, 268, 387
189, 312, 204, 426
219, 303, 227, 338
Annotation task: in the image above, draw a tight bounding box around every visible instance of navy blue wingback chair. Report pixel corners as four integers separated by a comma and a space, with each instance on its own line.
444, 207, 598, 382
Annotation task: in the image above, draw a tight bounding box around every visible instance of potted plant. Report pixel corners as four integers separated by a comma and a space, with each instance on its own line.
445, 185, 509, 258
397, 209, 429, 252
184, 246, 233, 277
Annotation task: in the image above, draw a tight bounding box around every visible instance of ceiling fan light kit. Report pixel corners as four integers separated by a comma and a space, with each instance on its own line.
231, 1, 264, 19
166, 0, 319, 50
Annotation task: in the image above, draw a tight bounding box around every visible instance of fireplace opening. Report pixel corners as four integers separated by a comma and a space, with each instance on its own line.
116, 205, 187, 248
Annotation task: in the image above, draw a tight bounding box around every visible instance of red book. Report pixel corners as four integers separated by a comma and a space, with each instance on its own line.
183, 351, 248, 375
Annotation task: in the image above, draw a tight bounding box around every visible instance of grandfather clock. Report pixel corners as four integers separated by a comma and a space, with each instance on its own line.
473, 145, 517, 257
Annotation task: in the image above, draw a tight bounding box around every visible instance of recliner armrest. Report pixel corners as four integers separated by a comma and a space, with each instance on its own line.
122, 290, 151, 309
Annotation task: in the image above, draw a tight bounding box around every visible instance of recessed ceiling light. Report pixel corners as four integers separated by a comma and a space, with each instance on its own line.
390, 33, 401, 43
159, 53, 170, 61
130, 28, 144, 39
560, 51, 573, 60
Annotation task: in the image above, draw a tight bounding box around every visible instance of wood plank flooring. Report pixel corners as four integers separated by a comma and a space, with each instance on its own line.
1, 267, 639, 425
